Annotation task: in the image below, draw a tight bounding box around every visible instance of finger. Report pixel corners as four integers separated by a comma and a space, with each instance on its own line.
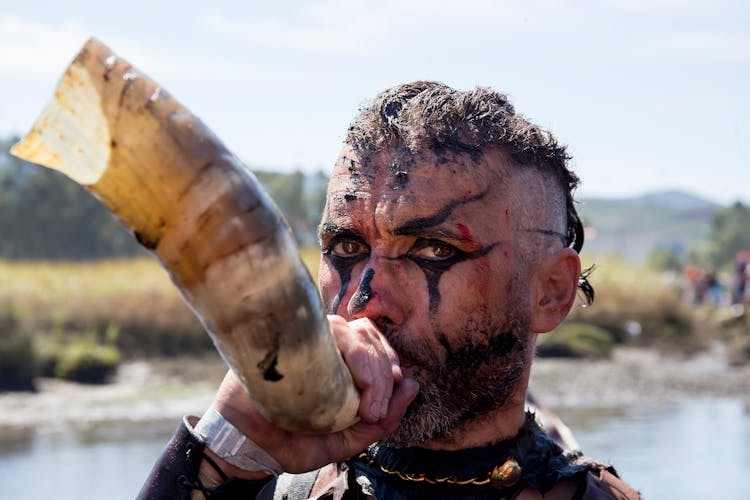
349, 318, 395, 423
371, 330, 396, 420
327, 376, 420, 462
329, 316, 382, 424
379, 376, 419, 433
377, 329, 402, 384
329, 316, 373, 388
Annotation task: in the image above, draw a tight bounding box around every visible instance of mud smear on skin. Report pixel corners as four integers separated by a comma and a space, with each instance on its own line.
340, 154, 377, 204
388, 160, 410, 190
431, 146, 484, 166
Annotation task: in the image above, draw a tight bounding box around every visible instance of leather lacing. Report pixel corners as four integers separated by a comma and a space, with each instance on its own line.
177, 442, 229, 497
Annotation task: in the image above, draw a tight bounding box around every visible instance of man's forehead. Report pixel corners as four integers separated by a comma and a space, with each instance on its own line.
328, 146, 511, 201
321, 147, 524, 240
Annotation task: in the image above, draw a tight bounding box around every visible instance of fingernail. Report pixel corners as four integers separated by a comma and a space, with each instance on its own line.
405, 378, 420, 402
392, 364, 403, 382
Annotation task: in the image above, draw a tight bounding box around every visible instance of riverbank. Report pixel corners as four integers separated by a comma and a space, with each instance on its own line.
0, 354, 227, 437
1, 346, 749, 437
530, 344, 750, 408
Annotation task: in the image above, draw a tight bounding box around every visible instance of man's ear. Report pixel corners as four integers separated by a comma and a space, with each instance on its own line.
530, 248, 581, 333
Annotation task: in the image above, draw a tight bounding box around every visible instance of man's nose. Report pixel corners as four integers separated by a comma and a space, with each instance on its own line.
346, 258, 406, 324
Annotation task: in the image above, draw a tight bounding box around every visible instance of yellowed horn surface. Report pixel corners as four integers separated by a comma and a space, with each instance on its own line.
11, 38, 359, 433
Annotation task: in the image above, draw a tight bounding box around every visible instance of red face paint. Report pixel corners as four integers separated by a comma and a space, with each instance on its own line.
456, 223, 473, 243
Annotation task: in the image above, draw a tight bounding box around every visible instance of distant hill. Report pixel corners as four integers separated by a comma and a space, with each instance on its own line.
578, 190, 722, 263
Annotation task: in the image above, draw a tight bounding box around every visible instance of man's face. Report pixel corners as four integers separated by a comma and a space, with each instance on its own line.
318, 146, 534, 446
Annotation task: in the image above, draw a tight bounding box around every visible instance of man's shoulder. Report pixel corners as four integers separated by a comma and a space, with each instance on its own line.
579, 468, 641, 500
566, 450, 640, 499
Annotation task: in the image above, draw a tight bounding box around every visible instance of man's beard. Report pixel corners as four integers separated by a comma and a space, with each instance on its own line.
382, 287, 532, 448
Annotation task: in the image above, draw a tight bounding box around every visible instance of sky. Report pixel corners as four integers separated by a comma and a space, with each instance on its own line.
1, 0, 748, 205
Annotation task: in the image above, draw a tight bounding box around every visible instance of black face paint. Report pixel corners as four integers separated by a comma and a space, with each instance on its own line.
324, 252, 359, 314
347, 268, 375, 316
392, 189, 493, 312
320, 228, 369, 314
393, 190, 488, 236
409, 243, 497, 313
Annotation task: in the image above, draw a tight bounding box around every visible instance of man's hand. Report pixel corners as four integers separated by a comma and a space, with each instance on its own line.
203, 316, 419, 479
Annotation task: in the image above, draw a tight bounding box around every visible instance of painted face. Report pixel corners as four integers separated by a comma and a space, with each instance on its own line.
318, 146, 534, 446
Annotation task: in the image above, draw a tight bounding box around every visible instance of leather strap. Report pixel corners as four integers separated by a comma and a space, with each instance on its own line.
194, 408, 283, 475
137, 416, 273, 499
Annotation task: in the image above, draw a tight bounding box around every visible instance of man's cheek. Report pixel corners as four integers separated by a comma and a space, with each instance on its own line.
441, 274, 488, 316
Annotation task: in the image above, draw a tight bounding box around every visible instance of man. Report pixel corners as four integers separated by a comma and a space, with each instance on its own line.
139, 82, 639, 499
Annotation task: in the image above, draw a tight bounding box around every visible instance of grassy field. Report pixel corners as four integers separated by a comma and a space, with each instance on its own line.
0, 249, 324, 388
1, 249, 745, 389
1, 247, 323, 341
538, 255, 697, 359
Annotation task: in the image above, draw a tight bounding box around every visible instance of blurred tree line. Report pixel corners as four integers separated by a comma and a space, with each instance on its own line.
3, 132, 747, 267
647, 201, 750, 272
0, 135, 329, 260
703, 202, 750, 266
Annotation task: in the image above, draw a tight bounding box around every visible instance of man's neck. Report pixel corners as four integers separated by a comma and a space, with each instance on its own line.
417, 390, 528, 451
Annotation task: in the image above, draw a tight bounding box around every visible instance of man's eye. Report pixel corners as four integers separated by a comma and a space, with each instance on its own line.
410, 240, 457, 261
332, 239, 367, 257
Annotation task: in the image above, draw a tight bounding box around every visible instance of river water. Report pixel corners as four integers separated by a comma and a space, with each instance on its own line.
556, 398, 750, 498
1, 398, 748, 499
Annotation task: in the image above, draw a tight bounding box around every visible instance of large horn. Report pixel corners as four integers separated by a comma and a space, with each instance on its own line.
11, 38, 359, 433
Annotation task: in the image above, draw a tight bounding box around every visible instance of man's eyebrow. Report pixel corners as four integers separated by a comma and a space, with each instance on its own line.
317, 220, 357, 241
393, 189, 488, 236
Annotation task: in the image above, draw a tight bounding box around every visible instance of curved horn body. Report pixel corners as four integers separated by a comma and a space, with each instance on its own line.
11, 38, 359, 433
